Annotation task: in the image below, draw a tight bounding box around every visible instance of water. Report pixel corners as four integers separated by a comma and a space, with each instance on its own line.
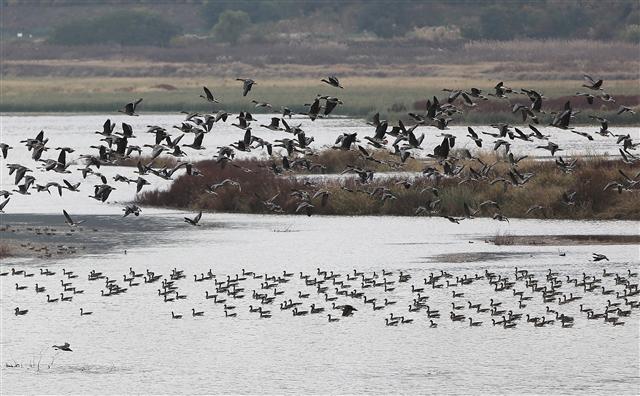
1, 213, 639, 394
1, 114, 639, 394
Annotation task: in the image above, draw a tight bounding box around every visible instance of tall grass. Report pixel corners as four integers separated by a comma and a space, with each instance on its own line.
137, 150, 640, 220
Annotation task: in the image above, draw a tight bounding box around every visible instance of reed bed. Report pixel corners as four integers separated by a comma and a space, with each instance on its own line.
137, 151, 640, 220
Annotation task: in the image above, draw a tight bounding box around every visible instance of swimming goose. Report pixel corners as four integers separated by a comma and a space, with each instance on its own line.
503, 321, 517, 329
385, 318, 399, 326
52, 342, 72, 351
172, 311, 183, 319
310, 304, 325, 314
191, 309, 204, 317
412, 285, 425, 293
80, 308, 93, 316
328, 314, 339, 322
292, 308, 308, 316
450, 312, 465, 321
14, 307, 28, 315
468, 301, 481, 310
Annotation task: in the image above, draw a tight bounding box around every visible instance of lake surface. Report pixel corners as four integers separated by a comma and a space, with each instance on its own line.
1, 114, 639, 394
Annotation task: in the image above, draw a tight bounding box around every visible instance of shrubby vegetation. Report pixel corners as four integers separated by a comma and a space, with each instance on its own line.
8, 0, 636, 45
211, 10, 251, 44
137, 151, 640, 220
48, 10, 181, 46
200, 0, 640, 42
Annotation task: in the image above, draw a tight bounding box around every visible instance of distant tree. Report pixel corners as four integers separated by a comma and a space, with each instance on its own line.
48, 10, 181, 46
202, 0, 315, 28
478, 6, 527, 40
356, 1, 412, 38
211, 10, 251, 44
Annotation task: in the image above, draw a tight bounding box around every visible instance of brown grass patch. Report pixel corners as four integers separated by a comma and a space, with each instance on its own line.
137, 150, 640, 220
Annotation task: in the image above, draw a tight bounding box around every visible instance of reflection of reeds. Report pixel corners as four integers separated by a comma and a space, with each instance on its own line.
493, 232, 515, 246
138, 151, 640, 220
0, 243, 13, 259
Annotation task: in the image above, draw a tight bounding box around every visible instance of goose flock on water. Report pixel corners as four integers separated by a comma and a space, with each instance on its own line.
5, 254, 639, 330
0, 74, 638, 224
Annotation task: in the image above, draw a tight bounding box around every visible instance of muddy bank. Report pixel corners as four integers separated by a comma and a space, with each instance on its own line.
492, 234, 640, 246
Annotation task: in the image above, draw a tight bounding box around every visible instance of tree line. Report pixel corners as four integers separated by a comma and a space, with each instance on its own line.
22, 0, 639, 46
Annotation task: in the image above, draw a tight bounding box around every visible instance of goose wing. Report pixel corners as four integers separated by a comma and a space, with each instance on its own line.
62, 209, 74, 224
203, 86, 214, 101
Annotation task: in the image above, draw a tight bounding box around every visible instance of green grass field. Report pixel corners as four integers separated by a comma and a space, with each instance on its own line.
2, 76, 639, 124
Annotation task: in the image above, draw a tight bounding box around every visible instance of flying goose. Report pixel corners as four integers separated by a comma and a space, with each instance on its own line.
582, 74, 603, 90
118, 98, 143, 116
321, 75, 343, 89
184, 211, 203, 226
0, 142, 12, 159
200, 86, 220, 103
63, 210, 85, 227
0, 197, 10, 213
236, 78, 256, 96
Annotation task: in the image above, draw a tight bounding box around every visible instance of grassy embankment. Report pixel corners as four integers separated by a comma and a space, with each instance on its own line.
136, 149, 640, 220
2, 76, 639, 124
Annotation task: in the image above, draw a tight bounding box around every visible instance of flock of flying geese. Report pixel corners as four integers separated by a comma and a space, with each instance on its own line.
6, 252, 639, 343
0, 74, 638, 223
